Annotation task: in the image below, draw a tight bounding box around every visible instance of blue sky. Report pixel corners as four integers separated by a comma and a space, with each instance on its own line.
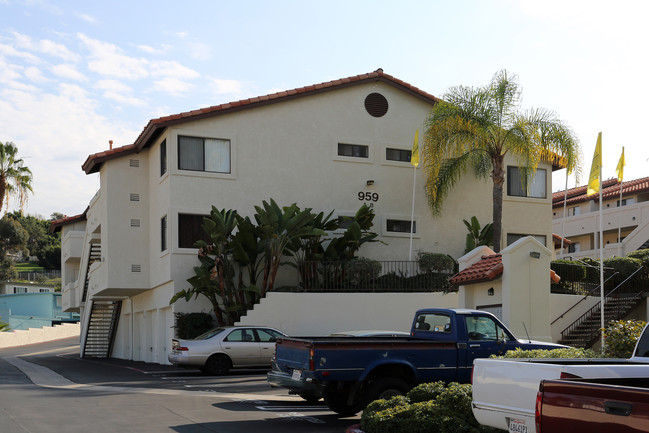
1, 0, 647, 218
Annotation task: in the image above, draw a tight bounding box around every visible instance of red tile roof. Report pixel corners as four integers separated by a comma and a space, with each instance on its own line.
82, 69, 441, 174
49, 208, 88, 233
553, 176, 649, 208
552, 233, 572, 248
449, 254, 504, 286
449, 253, 562, 286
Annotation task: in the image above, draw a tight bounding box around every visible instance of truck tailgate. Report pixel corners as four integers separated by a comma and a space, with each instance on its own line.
275, 338, 313, 372
539, 378, 649, 433
472, 359, 649, 432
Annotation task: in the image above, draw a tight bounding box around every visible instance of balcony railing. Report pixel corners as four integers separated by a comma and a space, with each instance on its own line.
291, 260, 456, 293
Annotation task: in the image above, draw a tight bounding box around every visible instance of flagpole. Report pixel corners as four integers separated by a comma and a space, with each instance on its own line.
560, 169, 569, 258
409, 164, 416, 261
616, 146, 625, 256
409, 130, 419, 262
599, 167, 605, 350
618, 179, 623, 254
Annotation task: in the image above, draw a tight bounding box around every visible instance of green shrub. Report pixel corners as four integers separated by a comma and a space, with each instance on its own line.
345, 258, 382, 284
174, 312, 214, 339
361, 381, 500, 433
406, 381, 446, 403
494, 346, 601, 359
627, 249, 649, 266
603, 319, 647, 358
603, 256, 643, 281
417, 252, 457, 273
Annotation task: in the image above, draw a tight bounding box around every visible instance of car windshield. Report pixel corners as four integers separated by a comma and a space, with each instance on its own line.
193, 328, 226, 340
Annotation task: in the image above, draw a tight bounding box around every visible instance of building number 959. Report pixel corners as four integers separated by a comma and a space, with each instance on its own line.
358, 192, 379, 202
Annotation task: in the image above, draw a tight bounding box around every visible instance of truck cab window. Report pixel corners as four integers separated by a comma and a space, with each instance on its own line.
465, 316, 510, 341
414, 313, 451, 333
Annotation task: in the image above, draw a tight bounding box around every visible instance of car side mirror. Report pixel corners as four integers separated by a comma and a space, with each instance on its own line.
269, 337, 277, 343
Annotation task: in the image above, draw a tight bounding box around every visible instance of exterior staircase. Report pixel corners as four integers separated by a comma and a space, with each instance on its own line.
82, 300, 122, 358
82, 243, 102, 302
559, 266, 646, 348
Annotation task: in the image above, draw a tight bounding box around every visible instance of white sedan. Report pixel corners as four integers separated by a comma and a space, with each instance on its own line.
168, 326, 286, 375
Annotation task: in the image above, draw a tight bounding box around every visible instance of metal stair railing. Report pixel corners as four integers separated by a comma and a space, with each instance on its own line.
559, 266, 646, 346
82, 300, 122, 358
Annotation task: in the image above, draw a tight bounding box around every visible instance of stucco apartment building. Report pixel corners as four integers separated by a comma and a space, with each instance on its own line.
552, 176, 649, 259
53, 69, 562, 363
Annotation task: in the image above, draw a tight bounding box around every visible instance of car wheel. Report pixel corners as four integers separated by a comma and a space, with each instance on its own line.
203, 354, 232, 375
323, 390, 363, 416
365, 377, 411, 403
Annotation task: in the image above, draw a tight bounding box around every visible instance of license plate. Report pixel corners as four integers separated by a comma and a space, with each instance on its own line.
509, 419, 527, 433
291, 369, 302, 380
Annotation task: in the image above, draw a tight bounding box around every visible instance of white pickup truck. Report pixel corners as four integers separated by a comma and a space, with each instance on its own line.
471, 324, 649, 433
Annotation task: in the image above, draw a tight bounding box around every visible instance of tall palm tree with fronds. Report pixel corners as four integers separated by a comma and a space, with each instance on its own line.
423, 70, 581, 253
0, 142, 33, 214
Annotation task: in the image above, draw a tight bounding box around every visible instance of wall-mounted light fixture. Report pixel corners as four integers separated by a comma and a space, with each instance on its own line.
366, 180, 375, 186
529, 251, 541, 259
487, 288, 494, 296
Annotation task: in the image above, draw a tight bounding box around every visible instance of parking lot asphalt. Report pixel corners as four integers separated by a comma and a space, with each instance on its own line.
0, 336, 363, 433
0, 336, 300, 400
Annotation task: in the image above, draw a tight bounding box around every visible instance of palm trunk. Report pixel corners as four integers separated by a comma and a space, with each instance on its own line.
491, 158, 505, 253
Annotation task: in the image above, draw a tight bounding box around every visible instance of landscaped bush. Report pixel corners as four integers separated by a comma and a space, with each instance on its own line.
494, 346, 601, 359
174, 312, 214, 339
627, 248, 649, 266
603, 319, 647, 358
360, 381, 500, 433
345, 257, 382, 285
603, 256, 643, 282
417, 252, 457, 273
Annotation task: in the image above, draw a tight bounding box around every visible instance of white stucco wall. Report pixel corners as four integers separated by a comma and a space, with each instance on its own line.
235, 291, 459, 337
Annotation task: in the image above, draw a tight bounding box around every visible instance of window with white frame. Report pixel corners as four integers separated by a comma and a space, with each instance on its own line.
507, 166, 546, 198
178, 213, 210, 248
568, 242, 581, 253
386, 219, 416, 233
386, 148, 412, 163
178, 135, 231, 173
338, 143, 368, 158
160, 139, 167, 176
161, 215, 168, 252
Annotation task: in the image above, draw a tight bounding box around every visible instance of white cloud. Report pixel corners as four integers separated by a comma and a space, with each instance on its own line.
137, 44, 163, 54
188, 42, 211, 60
24, 66, 50, 83
78, 33, 150, 80
75, 12, 97, 24
96, 79, 146, 106
150, 60, 200, 80
51, 63, 87, 81
0, 81, 140, 217
0, 43, 40, 63
11, 32, 80, 62
210, 78, 243, 95
153, 78, 194, 95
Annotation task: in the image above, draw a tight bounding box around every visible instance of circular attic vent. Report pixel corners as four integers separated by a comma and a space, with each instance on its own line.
364, 92, 388, 118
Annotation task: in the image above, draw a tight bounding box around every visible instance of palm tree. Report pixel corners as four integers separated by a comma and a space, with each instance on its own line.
0, 142, 33, 213
422, 70, 581, 253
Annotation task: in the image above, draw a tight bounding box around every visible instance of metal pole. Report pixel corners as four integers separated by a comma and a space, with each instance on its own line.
408, 164, 417, 261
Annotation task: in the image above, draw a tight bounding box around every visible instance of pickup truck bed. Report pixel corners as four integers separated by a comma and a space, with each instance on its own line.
472, 358, 649, 432
537, 377, 649, 433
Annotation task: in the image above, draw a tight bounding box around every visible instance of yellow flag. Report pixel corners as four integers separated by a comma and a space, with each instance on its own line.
411, 130, 419, 167
587, 132, 602, 196
616, 146, 625, 182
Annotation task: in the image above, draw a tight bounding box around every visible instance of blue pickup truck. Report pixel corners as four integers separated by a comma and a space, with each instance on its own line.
267, 308, 564, 415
